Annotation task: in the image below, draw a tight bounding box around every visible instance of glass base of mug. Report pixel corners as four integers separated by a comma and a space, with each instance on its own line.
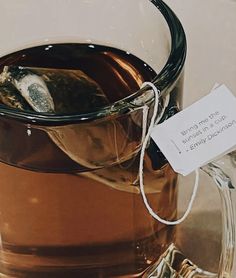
144, 244, 217, 278
0, 244, 217, 278
0, 233, 174, 278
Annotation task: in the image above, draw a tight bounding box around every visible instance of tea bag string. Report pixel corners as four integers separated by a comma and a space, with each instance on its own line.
139, 82, 200, 226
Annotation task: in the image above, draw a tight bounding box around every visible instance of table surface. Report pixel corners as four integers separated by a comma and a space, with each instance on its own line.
164, 0, 236, 275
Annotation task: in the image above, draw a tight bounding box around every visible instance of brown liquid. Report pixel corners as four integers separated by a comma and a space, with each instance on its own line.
0, 44, 180, 277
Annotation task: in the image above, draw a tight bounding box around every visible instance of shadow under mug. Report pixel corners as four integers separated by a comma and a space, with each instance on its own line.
0, 0, 235, 277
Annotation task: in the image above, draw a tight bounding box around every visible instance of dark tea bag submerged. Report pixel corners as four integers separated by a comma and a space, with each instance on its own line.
0, 66, 109, 113
0, 65, 140, 177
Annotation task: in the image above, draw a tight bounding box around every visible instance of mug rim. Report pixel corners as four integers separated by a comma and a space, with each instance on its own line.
0, 0, 186, 126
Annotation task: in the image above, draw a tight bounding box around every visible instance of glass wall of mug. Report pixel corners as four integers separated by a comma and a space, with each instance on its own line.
0, 0, 186, 277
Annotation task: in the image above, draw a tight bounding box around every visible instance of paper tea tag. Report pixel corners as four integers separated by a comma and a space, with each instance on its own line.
151, 84, 236, 176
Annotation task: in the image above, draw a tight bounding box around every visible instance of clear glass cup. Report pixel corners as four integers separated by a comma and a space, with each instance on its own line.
0, 0, 234, 277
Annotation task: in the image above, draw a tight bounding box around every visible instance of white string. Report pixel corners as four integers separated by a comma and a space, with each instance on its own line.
139, 82, 200, 226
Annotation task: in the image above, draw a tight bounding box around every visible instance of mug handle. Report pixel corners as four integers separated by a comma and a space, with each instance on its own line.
203, 152, 235, 277
145, 151, 236, 278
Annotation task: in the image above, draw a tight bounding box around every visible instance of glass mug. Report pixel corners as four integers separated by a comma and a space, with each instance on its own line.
0, 0, 235, 277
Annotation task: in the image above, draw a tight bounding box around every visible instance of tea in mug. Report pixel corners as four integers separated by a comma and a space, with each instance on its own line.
0, 43, 179, 277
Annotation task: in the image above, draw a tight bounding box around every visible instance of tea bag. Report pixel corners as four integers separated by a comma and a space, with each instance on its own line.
46, 119, 139, 165
0, 65, 139, 169
0, 65, 109, 114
